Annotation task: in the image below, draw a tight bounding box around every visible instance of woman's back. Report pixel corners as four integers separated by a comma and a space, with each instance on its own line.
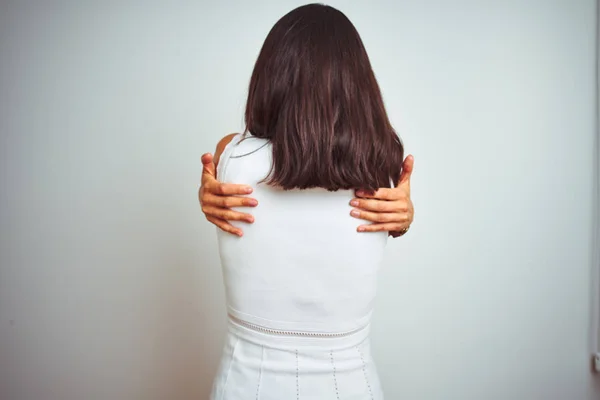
216, 133, 388, 335
212, 133, 388, 399
210, 4, 401, 398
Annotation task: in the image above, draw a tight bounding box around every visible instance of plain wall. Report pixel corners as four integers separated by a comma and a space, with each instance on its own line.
0, 0, 598, 399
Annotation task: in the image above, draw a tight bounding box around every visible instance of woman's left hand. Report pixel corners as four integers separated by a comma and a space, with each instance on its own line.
350, 155, 414, 237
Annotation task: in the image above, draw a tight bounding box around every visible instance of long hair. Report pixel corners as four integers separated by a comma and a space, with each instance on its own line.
244, 3, 403, 192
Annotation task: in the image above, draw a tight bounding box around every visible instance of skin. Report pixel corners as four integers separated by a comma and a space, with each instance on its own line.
199, 134, 414, 237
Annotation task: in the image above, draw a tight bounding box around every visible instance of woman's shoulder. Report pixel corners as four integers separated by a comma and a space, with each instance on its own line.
215, 133, 238, 157
214, 133, 242, 167
232, 133, 270, 158
215, 132, 270, 164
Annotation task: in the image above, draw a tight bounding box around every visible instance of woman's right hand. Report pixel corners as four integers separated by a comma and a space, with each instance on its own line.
199, 153, 258, 237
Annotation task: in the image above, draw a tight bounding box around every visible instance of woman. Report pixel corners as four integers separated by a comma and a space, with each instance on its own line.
207, 4, 412, 399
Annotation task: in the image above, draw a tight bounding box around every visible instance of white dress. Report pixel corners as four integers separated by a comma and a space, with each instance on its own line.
211, 133, 389, 400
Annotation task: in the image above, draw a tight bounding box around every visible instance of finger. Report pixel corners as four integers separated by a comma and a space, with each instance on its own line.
203, 205, 255, 223
356, 222, 406, 233
206, 215, 243, 237
397, 154, 414, 187
201, 153, 216, 182
349, 198, 405, 213
350, 208, 407, 223
355, 187, 397, 201
207, 192, 258, 208
206, 180, 254, 196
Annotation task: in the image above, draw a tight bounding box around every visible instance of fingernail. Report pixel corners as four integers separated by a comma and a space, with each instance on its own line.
245, 187, 253, 194
247, 216, 254, 223
350, 210, 360, 217
350, 200, 359, 206
248, 199, 258, 206
357, 226, 365, 232
356, 190, 364, 196
237, 231, 243, 237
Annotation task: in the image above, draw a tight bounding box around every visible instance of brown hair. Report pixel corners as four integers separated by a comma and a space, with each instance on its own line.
244, 3, 403, 192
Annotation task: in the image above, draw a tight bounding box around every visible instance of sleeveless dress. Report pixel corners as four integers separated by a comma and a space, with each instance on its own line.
210, 133, 388, 400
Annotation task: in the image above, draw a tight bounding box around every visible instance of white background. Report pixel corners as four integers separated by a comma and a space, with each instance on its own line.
0, 0, 599, 399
